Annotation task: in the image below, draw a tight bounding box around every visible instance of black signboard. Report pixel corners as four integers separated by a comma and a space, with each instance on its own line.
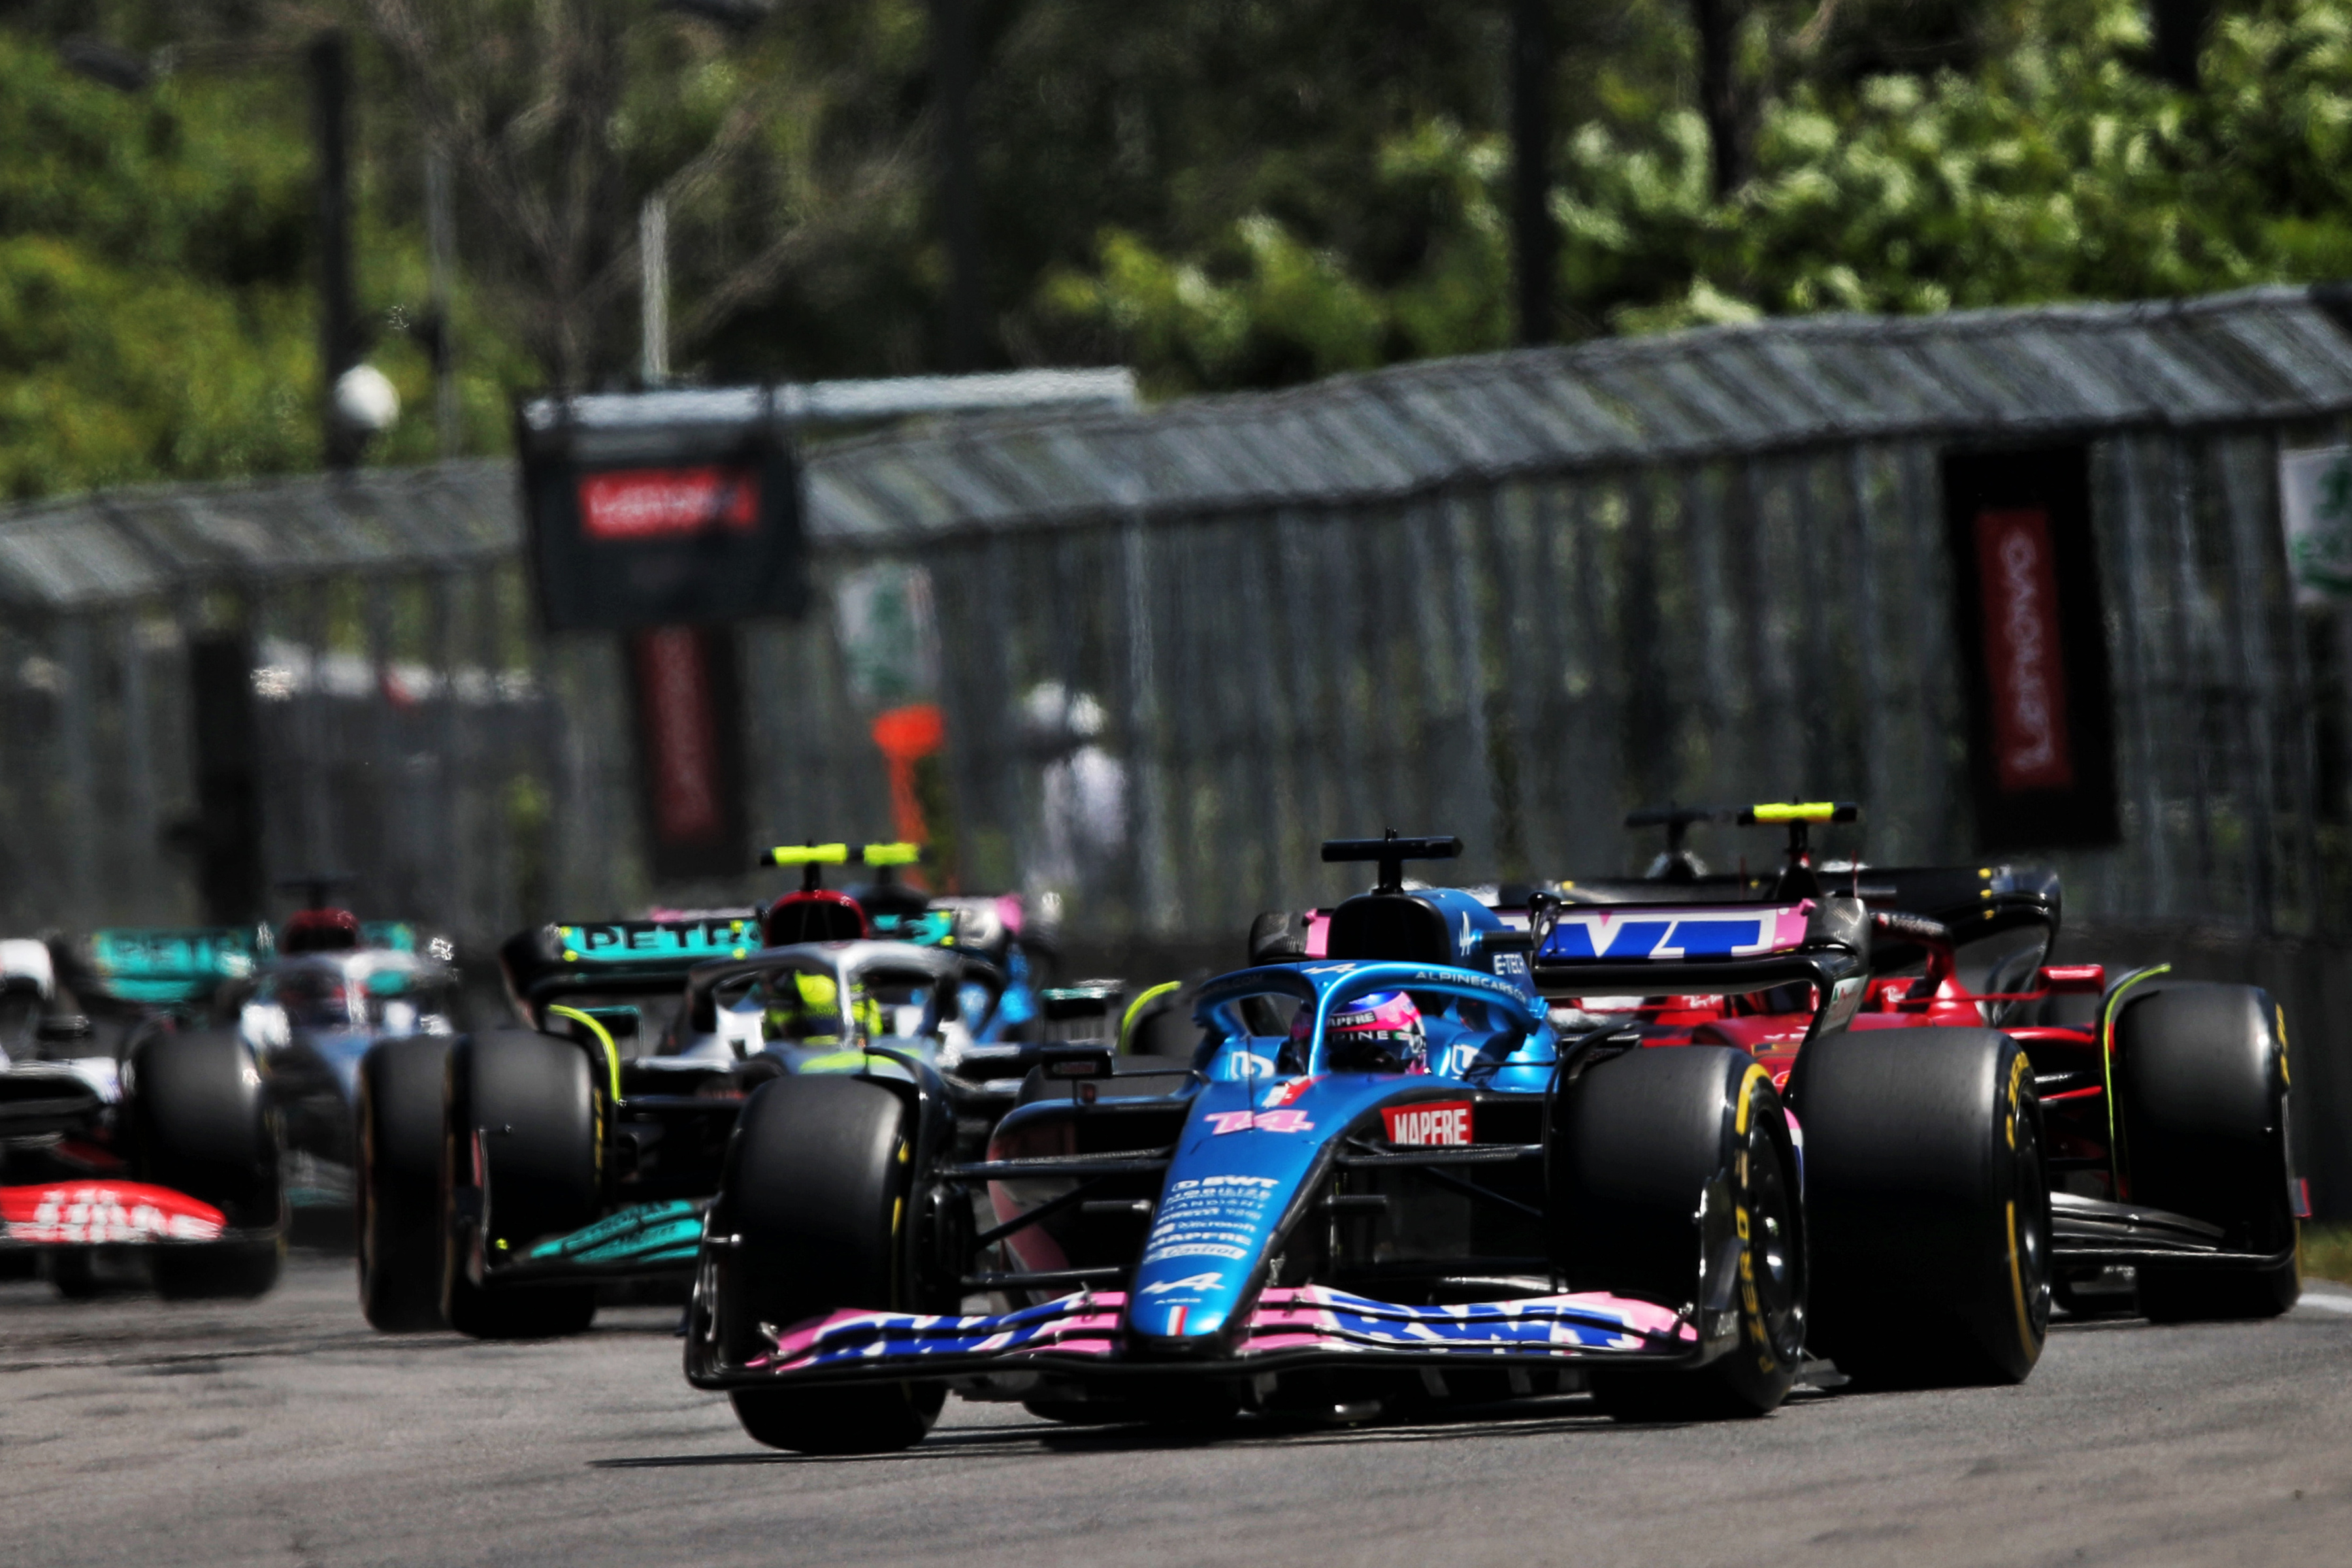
1942, 444, 2120, 851
515, 389, 806, 632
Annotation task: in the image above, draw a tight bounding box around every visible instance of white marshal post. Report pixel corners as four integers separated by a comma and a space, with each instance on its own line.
640, 195, 670, 387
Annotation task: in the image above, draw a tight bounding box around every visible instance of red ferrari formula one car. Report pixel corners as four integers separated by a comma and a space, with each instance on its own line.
1565, 803, 2302, 1328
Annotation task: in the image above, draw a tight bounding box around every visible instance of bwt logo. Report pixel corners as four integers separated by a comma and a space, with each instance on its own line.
1541, 913, 1774, 962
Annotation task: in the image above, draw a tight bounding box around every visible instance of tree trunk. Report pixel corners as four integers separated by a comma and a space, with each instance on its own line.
1692, 0, 1744, 199
1511, 0, 1555, 346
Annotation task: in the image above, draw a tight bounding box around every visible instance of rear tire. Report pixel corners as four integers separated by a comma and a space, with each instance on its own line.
126, 1028, 284, 1300
1550, 1045, 1805, 1422
716, 1075, 946, 1454
358, 1036, 452, 1331
441, 1032, 599, 1339
2115, 984, 2299, 1322
1796, 1027, 2050, 1387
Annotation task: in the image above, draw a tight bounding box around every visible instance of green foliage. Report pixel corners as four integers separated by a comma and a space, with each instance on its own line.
1046, 0, 2352, 385
1040, 121, 1513, 395
0, 33, 316, 498
20, 0, 2352, 492
2303, 1221, 2352, 1282
0, 25, 527, 500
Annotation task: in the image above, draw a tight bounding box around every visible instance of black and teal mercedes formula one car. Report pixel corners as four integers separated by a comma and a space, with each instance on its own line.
355, 886, 1127, 1338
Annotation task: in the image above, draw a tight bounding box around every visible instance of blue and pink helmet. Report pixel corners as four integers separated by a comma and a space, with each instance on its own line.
1294, 990, 1428, 1073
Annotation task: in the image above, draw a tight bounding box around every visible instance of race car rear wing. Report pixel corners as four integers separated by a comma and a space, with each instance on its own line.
1847, 864, 2061, 951
1567, 806, 2059, 951
71, 926, 265, 1009
1526, 894, 1872, 1049
500, 916, 762, 1024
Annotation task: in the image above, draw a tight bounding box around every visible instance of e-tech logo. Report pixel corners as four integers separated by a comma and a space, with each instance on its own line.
1541, 911, 1776, 962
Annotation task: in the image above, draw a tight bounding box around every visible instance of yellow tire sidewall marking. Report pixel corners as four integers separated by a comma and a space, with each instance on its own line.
2006, 1199, 2037, 1355
1731, 1064, 1780, 1371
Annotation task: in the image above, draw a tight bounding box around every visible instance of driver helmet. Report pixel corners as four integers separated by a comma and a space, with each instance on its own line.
763, 971, 882, 1046
1306, 990, 1428, 1073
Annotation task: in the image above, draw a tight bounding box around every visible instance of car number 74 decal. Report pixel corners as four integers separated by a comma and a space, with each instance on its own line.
1205, 1109, 1313, 1135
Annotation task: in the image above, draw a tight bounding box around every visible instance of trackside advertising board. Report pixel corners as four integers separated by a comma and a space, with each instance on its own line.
515, 391, 806, 633
1942, 445, 2120, 851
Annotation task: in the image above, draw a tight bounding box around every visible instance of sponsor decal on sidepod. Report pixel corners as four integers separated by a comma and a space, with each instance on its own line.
1382, 1101, 1473, 1146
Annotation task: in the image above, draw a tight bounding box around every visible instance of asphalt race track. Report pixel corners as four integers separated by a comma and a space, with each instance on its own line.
7, 1251, 2352, 1568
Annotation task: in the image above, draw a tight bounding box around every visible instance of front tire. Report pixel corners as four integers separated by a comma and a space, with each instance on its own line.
440, 1032, 599, 1339
358, 1036, 452, 1331
126, 1028, 284, 1301
2115, 984, 2300, 1322
715, 1075, 945, 1454
1550, 1045, 1805, 1422
1796, 1026, 2050, 1387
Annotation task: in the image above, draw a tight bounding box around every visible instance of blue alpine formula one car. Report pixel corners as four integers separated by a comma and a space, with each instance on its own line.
685, 835, 1867, 1453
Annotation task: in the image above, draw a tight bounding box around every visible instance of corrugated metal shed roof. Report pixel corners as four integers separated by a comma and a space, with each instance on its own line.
8, 286, 2352, 608
0, 462, 517, 613
808, 285, 2352, 538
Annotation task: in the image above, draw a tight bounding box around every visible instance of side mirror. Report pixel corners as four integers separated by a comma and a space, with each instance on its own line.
35, 1014, 93, 1044
2039, 964, 2106, 996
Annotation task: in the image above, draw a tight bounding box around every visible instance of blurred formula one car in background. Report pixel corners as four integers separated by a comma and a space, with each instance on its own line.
354, 843, 1120, 1338
223, 879, 463, 1211
1, 937, 52, 1056
2, 925, 283, 1298
762, 841, 1056, 1043
682, 831, 2027, 1454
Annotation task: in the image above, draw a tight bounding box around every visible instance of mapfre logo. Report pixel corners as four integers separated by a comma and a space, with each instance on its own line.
1382, 1101, 1473, 1146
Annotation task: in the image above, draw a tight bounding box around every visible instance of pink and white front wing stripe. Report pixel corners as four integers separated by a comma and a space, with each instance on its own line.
751, 1286, 1693, 1375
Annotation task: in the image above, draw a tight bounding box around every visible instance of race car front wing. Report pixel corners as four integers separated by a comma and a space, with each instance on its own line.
685, 1282, 1703, 1390
0, 1180, 273, 1250
2048, 1191, 2297, 1271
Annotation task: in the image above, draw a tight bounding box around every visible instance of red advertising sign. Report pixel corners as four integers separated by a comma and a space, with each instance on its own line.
633, 628, 724, 843
579, 466, 760, 542
1944, 446, 2114, 849
1972, 507, 2074, 793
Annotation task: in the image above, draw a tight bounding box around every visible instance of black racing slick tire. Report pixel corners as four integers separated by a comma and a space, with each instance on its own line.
1550, 1045, 1805, 1422
715, 1075, 946, 1455
2115, 984, 2300, 1322
127, 1028, 285, 1300
357, 1036, 453, 1331
1795, 1027, 2050, 1387
440, 1032, 599, 1339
